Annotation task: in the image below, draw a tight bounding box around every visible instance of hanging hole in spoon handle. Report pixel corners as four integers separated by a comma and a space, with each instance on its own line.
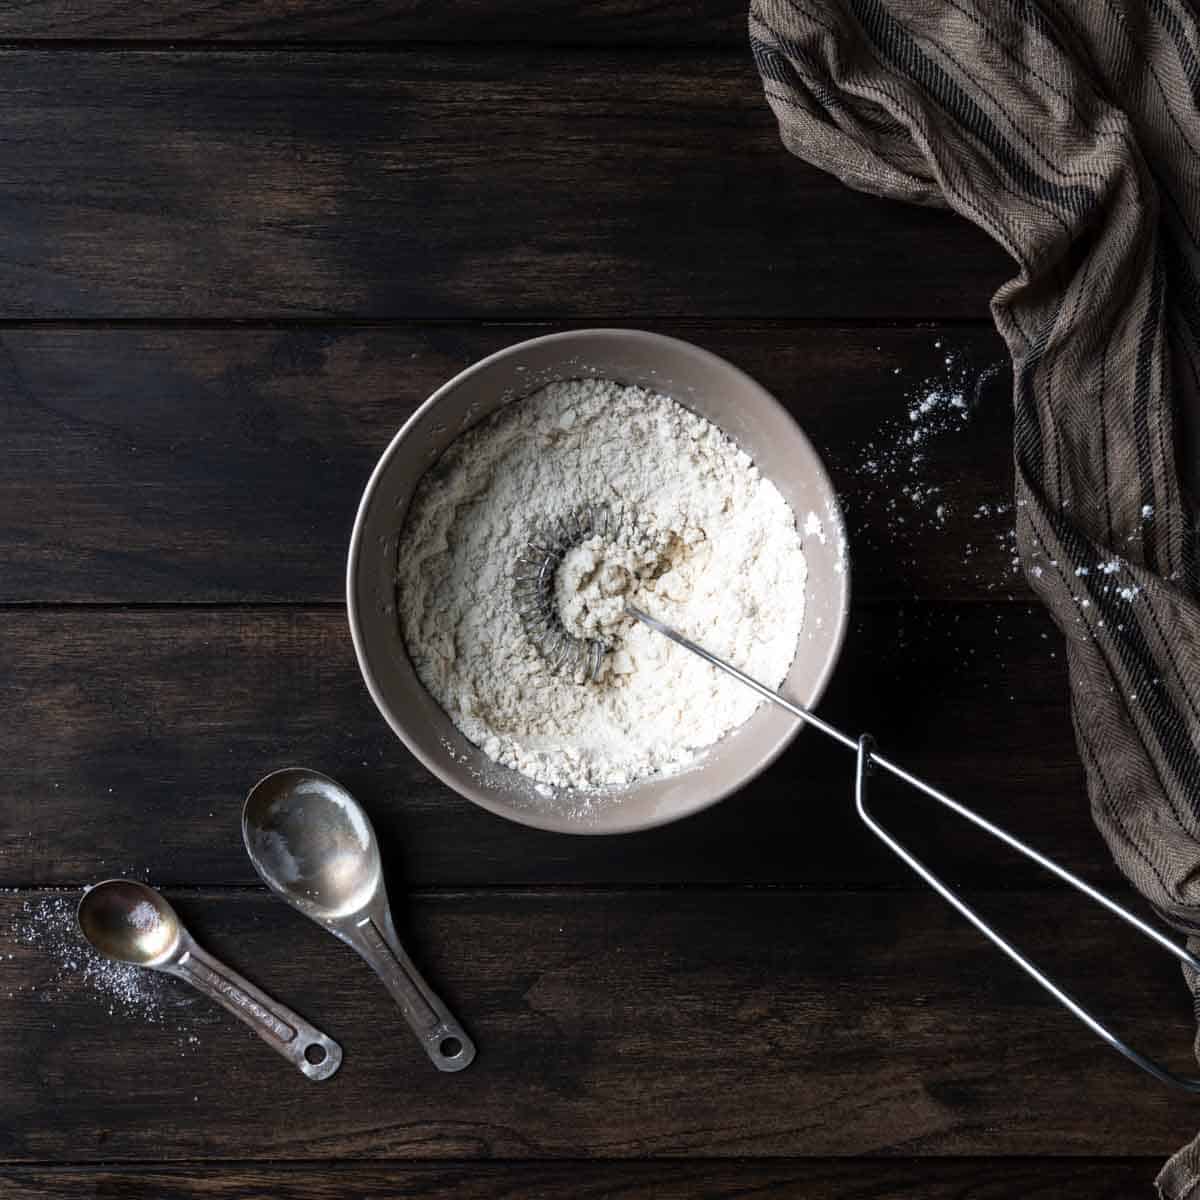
353, 914, 476, 1072
297, 1033, 342, 1080
169, 940, 343, 1081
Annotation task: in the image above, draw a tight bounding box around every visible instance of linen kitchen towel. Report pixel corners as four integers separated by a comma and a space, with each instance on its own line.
749, 1, 1200, 1191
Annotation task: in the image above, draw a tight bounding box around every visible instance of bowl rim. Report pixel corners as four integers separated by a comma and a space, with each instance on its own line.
346, 327, 850, 835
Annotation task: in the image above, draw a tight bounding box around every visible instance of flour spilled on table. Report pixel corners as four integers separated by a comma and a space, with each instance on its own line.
843, 345, 1015, 577
834, 344, 1046, 679
845, 342, 1150, 619
838, 341, 1150, 701
397, 378, 808, 797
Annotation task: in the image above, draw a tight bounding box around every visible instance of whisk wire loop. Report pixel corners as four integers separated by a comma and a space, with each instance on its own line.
513, 504, 621, 683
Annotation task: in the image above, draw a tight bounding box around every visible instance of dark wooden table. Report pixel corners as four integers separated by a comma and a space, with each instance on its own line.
1, 3, 1195, 1196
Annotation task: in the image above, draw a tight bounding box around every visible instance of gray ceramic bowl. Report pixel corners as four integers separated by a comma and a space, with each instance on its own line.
347, 329, 849, 834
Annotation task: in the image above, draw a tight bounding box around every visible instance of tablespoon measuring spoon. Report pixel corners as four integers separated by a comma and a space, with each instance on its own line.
77, 879, 342, 1080
242, 768, 475, 1073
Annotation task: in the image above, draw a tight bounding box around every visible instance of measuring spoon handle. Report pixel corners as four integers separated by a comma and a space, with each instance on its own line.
351, 913, 475, 1072
168, 939, 342, 1081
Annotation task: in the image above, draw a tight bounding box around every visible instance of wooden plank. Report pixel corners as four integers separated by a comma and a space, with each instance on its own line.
0, 52, 1007, 320
0, 601, 1103, 889
1, 889, 1195, 1159
0, 1159, 1166, 1198
0, 0, 745, 44
0, 324, 1014, 603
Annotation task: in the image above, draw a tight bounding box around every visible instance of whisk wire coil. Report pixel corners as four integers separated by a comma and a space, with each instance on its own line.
513, 504, 618, 683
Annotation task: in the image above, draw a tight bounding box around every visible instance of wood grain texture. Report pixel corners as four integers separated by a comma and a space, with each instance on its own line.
1, 324, 1013, 603
2, 888, 1196, 1160
0, 1159, 1166, 1198
0, 601, 1102, 889
0, 7, 1158, 1190
0, 52, 1008, 320
0, 0, 745, 44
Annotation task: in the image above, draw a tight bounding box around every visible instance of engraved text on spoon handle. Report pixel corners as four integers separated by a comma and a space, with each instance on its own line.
169, 940, 342, 1080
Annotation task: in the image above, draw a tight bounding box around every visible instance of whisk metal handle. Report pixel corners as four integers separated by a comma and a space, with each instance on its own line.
854, 736, 1200, 1093
627, 603, 1200, 1092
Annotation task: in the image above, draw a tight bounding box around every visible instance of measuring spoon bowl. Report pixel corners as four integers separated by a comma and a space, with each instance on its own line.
77, 877, 182, 966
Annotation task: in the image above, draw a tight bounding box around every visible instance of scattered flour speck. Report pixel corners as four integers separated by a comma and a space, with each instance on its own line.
840, 349, 1013, 599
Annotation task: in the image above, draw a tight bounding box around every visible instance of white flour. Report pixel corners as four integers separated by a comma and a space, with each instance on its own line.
397, 378, 808, 792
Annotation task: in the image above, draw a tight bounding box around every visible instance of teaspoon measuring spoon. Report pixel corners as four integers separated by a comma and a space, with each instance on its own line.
77, 879, 342, 1080
242, 768, 475, 1073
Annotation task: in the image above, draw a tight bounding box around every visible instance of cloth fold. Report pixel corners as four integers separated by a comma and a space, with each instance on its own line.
749, 0, 1200, 1191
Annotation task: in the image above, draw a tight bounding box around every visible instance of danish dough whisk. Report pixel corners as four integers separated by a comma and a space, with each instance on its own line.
513, 505, 1200, 1093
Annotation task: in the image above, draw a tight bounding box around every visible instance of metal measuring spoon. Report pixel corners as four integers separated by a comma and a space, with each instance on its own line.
242, 768, 475, 1073
77, 879, 342, 1080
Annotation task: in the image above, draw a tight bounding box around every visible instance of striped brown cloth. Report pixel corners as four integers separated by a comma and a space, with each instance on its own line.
749, 0, 1200, 1190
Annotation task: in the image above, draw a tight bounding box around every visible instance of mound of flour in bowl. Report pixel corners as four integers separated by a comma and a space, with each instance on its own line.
396, 378, 807, 792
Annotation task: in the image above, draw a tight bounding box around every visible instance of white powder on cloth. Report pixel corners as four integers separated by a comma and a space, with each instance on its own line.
397, 378, 808, 793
